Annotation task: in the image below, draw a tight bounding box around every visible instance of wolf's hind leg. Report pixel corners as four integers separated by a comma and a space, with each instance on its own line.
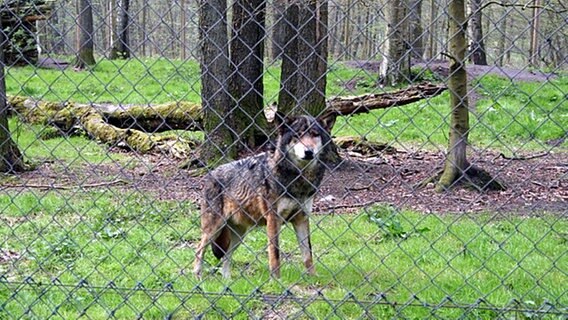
193, 208, 226, 278
221, 226, 246, 278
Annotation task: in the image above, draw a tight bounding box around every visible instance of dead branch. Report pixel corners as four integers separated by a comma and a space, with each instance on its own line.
495, 152, 550, 161
479, 1, 567, 13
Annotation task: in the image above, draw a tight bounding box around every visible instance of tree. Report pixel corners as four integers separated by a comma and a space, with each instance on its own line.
380, 0, 411, 86
278, 0, 328, 117
0, 23, 25, 173
436, 0, 502, 191
75, 0, 96, 68
229, 0, 268, 151
469, 0, 487, 65
109, 0, 131, 59
409, 0, 424, 60
198, 0, 235, 164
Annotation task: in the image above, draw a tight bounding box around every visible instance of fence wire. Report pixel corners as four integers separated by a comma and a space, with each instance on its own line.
0, 0, 567, 319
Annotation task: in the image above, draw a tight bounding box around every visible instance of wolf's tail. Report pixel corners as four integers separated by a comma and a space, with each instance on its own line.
211, 226, 230, 259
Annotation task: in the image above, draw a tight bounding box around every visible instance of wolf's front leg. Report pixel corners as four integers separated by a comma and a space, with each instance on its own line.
266, 212, 282, 278
292, 214, 315, 275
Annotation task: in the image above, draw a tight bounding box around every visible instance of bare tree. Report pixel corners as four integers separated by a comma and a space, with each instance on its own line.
436, 0, 502, 191
199, 0, 235, 163
229, 0, 268, 151
278, 0, 328, 117
379, 0, 411, 86
469, 0, 487, 65
409, 0, 424, 60
0, 23, 25, 173
109, 0, 131, 59
75, 0, 96, 68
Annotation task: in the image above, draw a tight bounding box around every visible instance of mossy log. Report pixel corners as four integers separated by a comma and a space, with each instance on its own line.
8, 96, 200, 157
7, 82, 446, 156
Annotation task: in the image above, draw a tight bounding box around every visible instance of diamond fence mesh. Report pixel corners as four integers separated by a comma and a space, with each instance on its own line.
0, 0, 567, 318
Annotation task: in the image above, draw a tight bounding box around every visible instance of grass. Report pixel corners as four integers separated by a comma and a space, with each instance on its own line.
0, 193, 566, 319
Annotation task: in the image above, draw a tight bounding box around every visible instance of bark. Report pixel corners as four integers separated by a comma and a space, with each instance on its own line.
270, 0, 286, 61
380, 0, 411, 86
109, 0, 131, 59
438, 0, 469, 191
229, 0, 268, 151
278, 0, 328, 117
469, 0, 487, 65
277, 2, 299, 115
528, 0, 540, 68
0, 25, 25, 172
199, 0, 235, 163
75, 0, 96, 68
409, 0, 424, 60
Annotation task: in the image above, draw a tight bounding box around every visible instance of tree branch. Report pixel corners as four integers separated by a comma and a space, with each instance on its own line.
479, 1, 567, 13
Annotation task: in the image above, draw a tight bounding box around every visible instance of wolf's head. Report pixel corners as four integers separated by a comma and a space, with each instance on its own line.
274, 112, 335, 165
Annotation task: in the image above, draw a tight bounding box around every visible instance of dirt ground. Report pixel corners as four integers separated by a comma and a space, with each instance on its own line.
8, 146, 567, 216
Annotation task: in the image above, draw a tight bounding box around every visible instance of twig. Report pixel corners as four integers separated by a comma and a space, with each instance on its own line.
315, 199, 383, 212
495, 152, 549, 161
1, 179, 129, 190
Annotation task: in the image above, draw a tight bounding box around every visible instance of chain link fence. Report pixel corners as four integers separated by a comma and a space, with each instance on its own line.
1, 0, 567, 318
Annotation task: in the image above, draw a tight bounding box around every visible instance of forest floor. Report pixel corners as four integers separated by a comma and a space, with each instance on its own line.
10, 146, 567, 215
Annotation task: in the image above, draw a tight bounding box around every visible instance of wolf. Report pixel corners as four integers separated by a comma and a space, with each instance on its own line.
193, 112, 334, 278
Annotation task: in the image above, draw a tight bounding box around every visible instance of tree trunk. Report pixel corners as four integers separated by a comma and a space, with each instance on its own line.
270, 0, 286, 61
427, 0, 437, 59
278, 0, 328, 117
496, 0, 508, 67
180, 0, 187, 60
469, 0, 487, 65
109, 0, 131, 59
199, 0, 235, 164
380, 0, 411, 86
528, 0, 540, 68
229, 0, 268, 152
75, 0, 96, 68
436, 0, 503, 191
0, 25, 25, 173
437, 0, 469, 190
409, 0, 424, 60
277, 2, 299, 115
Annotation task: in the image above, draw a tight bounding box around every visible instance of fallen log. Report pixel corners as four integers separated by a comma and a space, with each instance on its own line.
8, 82, 446, 155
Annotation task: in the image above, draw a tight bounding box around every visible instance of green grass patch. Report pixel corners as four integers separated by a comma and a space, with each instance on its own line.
1, 194, 565, 319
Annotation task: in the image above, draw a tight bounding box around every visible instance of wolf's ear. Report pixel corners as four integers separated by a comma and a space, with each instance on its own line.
318, 114, 336, 133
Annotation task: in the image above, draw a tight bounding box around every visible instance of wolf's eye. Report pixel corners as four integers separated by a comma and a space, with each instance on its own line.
310, 130, 320, 137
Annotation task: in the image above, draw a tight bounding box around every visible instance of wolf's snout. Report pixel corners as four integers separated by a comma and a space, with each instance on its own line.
303, 149, 314, 160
